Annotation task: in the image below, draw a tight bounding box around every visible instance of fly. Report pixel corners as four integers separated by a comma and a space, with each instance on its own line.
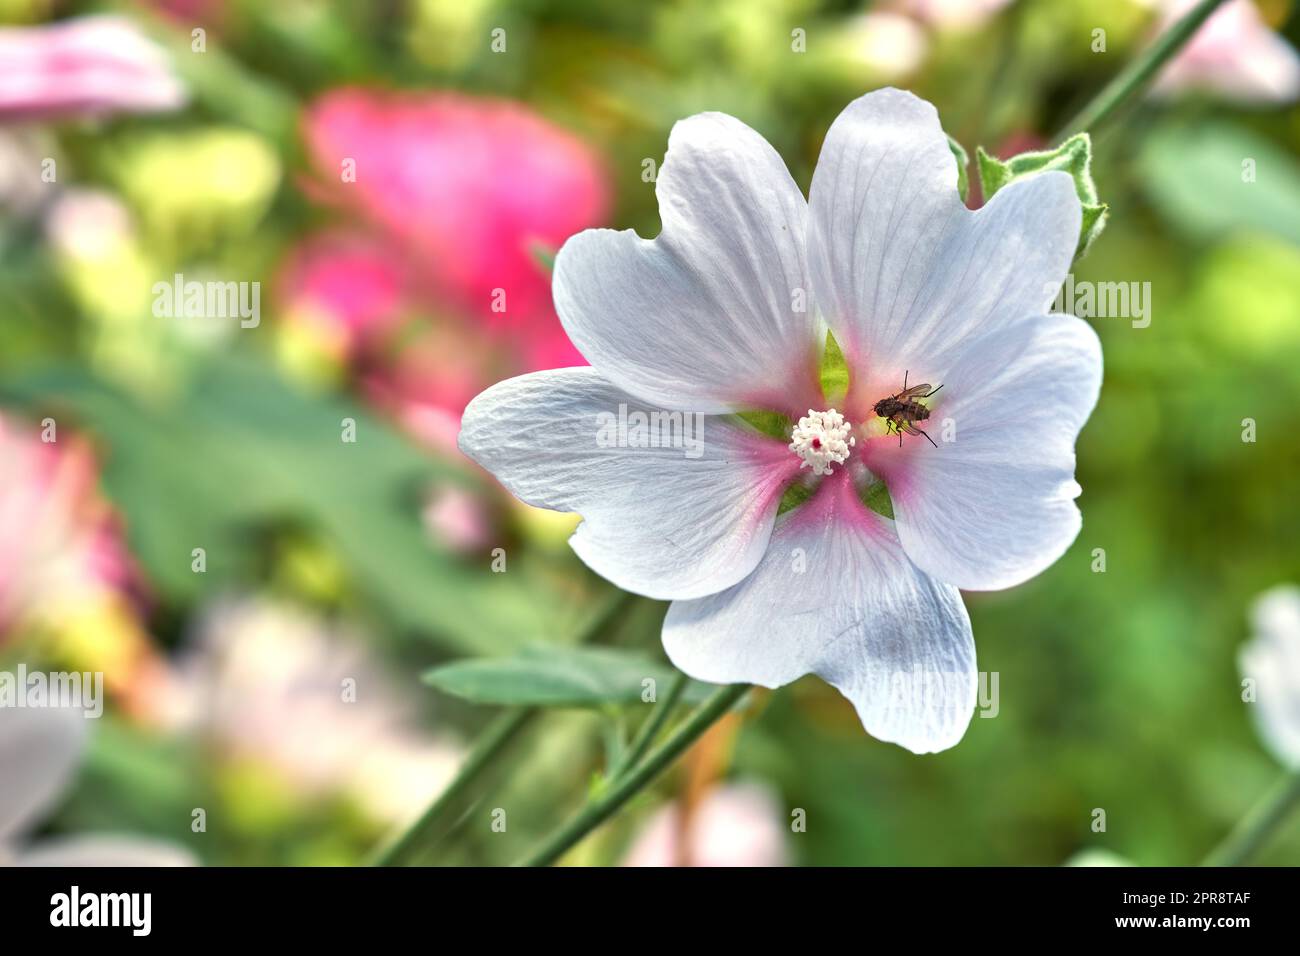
873, 371, 943, 448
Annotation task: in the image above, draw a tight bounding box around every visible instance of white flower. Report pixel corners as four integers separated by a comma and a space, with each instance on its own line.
1240, 585, 1300, 768
459, 89, 1102, 753
0, 706, 194, 866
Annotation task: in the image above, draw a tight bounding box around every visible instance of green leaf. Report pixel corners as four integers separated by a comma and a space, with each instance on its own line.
0, 356, 582, 654
424, 645, 709, 708
1137, 120, 1300, 247
159, 30, 299, 146
976, 133, 1107, 257
947, 133, 970, 204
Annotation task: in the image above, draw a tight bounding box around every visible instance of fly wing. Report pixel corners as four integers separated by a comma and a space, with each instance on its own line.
897, 384, 933, 400
899, 420, 925, 436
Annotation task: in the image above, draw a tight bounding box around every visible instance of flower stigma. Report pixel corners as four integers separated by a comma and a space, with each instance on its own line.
789, 408, 854, 476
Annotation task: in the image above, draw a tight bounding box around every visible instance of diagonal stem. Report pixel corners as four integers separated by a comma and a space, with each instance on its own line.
608, 670, 689, 780
1055, 0, 1229, 141
370, 590, 635, 866
369, 706, 533, 866
515, 683, 749, 867
1202, 770, 1300, 867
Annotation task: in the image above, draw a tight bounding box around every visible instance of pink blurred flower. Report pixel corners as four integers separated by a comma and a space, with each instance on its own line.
275, 232, 411, 360
421, 482, 495, 555
1150, 0, 1300, 103
0, 15, 186, 122
901, 0, 1011, 28
280, 90, 610, 448
149, 0, 230, 30
155, 596, 463, 827
302, 89, 608, 352
0, 413, 137, 637
359, 317, 510, 449
622, 781, 789, 867
276, 232, 512, 447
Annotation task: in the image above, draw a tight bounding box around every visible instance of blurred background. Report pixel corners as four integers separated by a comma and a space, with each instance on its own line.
0, 0, 1298, 867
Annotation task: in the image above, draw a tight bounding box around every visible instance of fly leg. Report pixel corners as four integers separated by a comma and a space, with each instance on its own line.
902, 421, 938, 448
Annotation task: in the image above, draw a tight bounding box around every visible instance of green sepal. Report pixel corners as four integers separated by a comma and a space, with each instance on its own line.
777, 478, 815, 516
818, 329, 850, 406
975, 133, 1108, 257
947, 133, 970, 204
861, 480, 894, 520
734, 409, 791, 441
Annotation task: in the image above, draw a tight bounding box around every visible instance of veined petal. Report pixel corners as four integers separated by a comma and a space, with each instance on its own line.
869, 313, 1103, 591
807, 88, 1081, 402
553, 112, 822, 417
0, 706, 87, 841
459, 368, 800, 601
663, 471, 976, 753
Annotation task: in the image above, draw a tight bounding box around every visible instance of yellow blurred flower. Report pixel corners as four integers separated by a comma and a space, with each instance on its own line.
106, 127, 280, 256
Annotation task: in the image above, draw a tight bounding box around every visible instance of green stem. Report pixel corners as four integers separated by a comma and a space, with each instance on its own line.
515, 683, 749, 867
370, 590, 636, 866
609, 670, 688, 780
1055, 0, 1229, 142
369, 706, 532, 866
1202, 770, 1300, 867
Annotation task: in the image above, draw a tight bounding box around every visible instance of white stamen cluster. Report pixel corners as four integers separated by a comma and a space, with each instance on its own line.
789, 408, 854, 476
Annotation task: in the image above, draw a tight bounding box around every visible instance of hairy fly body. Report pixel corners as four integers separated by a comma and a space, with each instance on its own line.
873, 372, 943, 447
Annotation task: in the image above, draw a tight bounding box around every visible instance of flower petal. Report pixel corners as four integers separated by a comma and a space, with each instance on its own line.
807, 88, 1080, 394
459, 368, 799, 600
869, 313, 1102, 591
0, 706, 87, 841
663, 471, 975, 753
553, 112, 821, 416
